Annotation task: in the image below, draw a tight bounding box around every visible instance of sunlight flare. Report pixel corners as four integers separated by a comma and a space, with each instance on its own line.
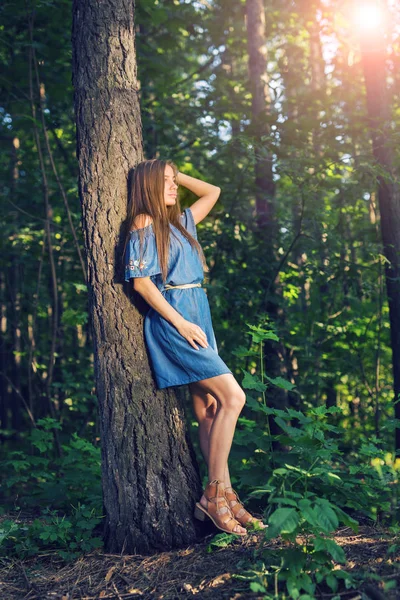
351, 1, 385, 32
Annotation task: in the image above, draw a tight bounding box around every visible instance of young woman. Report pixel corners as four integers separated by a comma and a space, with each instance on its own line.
123, 159, 267, 537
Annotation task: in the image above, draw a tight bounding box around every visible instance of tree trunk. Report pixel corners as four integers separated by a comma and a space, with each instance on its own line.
246, 0, 289, 430
360, 27, 400, 452
246, 0, 275, 232
72, 0, 202, 553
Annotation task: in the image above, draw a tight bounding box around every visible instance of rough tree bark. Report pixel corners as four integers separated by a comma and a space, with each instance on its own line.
72, 0, 202, 553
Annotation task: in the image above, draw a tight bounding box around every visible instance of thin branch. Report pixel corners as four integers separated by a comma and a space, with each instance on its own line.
27, 11, 62, 457
32, 49, 87, 282
4, 197, 68, 230
0, 371, 36, 428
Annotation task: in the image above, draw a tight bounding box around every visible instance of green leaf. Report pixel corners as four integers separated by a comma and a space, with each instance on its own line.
267, 508, 299, 536
298, 500, 319, 528
281, 548, 307, 572
334, 569, 355, 585
313, 537, 346, 563
284, 464, 312, 476
245, 323, 279, 343
315, 570, 325, 584
326, 472, 342, 482
331, 505, 359, 532
383, 579, 397, 591
326, 573, 338, 592
287, 576, 300, 599
270, 497, 298, 507
61, 308, 88, 327
206, 532, 235, 552
296, 572, 315, 594
247, 488, 273, 498
286, 408, 312, 424
275, 418, 303, 437
272, 468, 289, 476
245, 396, 270, 415
314, 500, 339, 532
241, 370, 267, 392
264, 375, 296, 390
231, 345, 259, 358
250, 581, 267, 593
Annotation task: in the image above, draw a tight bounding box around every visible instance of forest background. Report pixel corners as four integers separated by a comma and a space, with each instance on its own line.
0, 0, 400, 598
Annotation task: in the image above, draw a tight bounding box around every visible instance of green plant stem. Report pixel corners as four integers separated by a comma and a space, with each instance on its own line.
260, 340, 275, 469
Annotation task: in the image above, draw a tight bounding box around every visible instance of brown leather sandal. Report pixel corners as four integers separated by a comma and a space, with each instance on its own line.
224, 486, 268, 529
194, 479, 248, 536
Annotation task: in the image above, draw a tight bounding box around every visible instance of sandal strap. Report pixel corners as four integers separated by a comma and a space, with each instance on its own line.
225, 486, 242, 503
218, 509, 244, 531
205, 479, 225, 503
225, 486, 258, 525
203, 479, 244, 532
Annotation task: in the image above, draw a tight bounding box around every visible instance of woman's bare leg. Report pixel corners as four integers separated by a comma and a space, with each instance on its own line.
190, 383, 232, 487
189, 374, 245, 481
190, 379, 267, 531
189, 374, 247, 534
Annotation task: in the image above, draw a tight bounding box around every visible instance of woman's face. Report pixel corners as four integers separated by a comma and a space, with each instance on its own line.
164, 164, 178, 206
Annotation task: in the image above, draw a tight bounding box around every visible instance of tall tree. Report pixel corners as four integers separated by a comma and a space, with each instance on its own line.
246, 0, 289, 424
360, 9, 400, 451
72, 0, 201, 552
246, 0, 276, 231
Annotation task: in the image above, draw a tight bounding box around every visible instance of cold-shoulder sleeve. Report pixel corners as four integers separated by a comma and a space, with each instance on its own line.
180, 207, 198, 240
124, 229, 162, 281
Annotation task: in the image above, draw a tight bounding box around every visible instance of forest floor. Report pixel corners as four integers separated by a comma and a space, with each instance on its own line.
0, 522, 399, 600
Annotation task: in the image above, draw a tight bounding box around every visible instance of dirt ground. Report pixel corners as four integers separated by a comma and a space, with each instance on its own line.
0, 524, 399, 599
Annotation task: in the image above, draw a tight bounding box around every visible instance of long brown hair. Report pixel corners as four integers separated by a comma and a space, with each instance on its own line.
122, 159, 209, 283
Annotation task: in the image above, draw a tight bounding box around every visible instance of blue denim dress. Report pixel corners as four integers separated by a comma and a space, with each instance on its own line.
125, 207, 233, 389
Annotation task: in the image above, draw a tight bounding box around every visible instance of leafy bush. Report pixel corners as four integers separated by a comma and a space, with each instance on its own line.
0, 417, 103, 559
1, 417, 102, 512
0, 503, 103, 560
217, 319, 399, 598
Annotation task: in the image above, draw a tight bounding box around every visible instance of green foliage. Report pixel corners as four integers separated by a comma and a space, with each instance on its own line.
248, 491, 357, 598
387, 525, 400, 558
206, 532, 237, 552
0, 503, 103, 561
233, 562, 355, 600
211, 321, 399, 598
0, 417, 103, 560
61, 308, 89, 327
233, 323, 399, 527
1, 418, 102, 511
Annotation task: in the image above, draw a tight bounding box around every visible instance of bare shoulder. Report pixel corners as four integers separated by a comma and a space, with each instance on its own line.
132, 213, 154, 230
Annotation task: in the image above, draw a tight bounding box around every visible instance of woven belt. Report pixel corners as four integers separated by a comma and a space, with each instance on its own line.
164, 283, 202, 290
